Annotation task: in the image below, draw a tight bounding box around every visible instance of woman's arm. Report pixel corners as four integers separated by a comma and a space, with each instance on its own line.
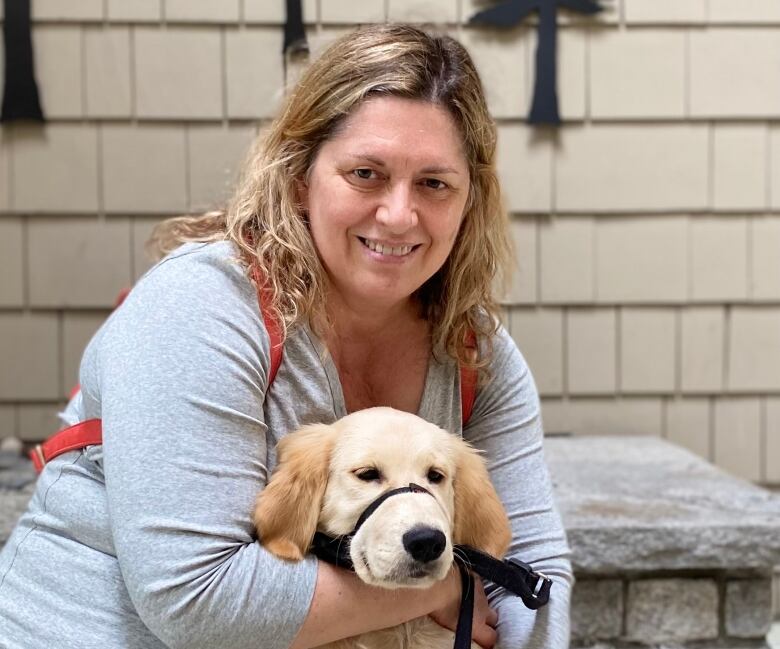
290, 562, 453, 649
290, 563, 497, 649
92, 245, 315, 648
463, 327, 573, 649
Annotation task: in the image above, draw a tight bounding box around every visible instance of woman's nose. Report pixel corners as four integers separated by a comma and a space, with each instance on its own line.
375, 184, 418, 233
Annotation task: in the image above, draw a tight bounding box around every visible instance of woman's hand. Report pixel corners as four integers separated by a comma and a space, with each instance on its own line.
430, 567, 498, 649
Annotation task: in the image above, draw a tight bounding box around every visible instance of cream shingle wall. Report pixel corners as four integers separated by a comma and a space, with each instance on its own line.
0, 0, 779, 485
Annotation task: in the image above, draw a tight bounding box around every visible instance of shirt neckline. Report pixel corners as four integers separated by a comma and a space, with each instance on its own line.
301, 322, 438, 421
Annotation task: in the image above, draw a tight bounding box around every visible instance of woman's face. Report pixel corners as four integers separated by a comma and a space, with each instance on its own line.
300, 96, 471, 313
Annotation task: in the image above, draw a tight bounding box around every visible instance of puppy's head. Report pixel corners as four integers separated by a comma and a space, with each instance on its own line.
254, 407, 510, 589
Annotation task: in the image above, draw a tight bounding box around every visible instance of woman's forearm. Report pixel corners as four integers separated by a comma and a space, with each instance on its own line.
289, 561, 458, 649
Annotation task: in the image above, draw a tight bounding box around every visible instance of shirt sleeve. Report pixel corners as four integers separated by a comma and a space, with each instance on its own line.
463, 327, 573, 649
84, 244, 318, 649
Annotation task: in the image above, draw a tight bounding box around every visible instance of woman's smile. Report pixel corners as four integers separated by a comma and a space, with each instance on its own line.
356, 236, 421, 261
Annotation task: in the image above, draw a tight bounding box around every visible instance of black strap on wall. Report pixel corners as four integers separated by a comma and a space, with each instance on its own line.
469, 0, 602, 125
1, 0, 44, 122
283, 0, 308, 55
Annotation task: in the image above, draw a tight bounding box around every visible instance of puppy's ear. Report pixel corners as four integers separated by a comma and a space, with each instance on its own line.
453, 444, 511, 558
254, 423, 337, 561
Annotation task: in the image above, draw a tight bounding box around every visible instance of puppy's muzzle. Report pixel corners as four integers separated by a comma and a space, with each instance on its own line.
310, 482, 440, 571
403, 526, 446, 563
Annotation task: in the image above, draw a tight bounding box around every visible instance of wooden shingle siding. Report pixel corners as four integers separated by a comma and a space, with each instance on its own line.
0, 0, 777, 485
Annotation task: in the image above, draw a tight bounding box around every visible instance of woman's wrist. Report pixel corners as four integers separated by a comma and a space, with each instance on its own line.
428, 565, 462, 624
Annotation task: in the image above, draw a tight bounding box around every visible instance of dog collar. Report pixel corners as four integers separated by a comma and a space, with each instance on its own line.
309, 483, 552, 649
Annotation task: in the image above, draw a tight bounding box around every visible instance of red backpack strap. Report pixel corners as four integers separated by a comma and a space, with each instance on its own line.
460, 329, 478, 426
252, 267, 284, 386
30, 419, 103, 473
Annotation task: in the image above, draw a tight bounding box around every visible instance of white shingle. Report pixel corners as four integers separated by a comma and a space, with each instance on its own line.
28, 217, 133, 308
188, 125, 256, 211
539, 216, 594, 303
134, 27, 222, 119
0, 219, 23, 307
680, 307, 725, 393
0, 314, 60, 400
567, 308, 617, 395
665, 398, 711, 461
107, 0, 161, 22
12, 124, 99, 212
32, 26, 83, 118
624, 0, 706, 24
595, 216, 688, 303
620, 308, 676, 394
555, 125, 708, 212
165, 0, 239, 23
690, 217, 749, 302
713, 398, 762, 481
225, 28, 285, 119
712, 125, 767, 211
728, 307, 780, 392
590, 30, 685, 119
102, 124, 187, 213
750, 216, 780, 300
690, 29, 780, 118
84, 27, 132, 118
497, 124, 553, 214
460, 27, 529, 120
709, 0, 780, 24
510, 308, 564, 396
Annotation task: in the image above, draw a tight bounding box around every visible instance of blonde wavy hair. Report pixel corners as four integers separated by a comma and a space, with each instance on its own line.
148, 23, 512, 370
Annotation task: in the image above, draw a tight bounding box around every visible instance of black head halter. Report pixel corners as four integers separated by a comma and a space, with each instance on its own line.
309, 483, 552, 649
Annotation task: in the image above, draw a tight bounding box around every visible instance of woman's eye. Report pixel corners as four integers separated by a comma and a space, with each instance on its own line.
353, 168, 376, 180
355, 468, 381, 482
423, 178, 446, 190
427, 469, 444, 484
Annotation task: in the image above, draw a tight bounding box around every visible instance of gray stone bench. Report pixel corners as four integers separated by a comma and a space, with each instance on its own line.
2, 437, 779, 648
547, 436, 780, 649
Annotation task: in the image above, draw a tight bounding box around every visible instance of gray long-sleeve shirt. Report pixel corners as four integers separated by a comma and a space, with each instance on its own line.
0, 241, 572, 649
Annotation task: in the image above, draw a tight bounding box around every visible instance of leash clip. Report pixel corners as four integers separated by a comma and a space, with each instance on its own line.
507, 558, 552, 609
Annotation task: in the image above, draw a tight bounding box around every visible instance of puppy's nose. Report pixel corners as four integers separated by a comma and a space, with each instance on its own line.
402, 526, 446, 563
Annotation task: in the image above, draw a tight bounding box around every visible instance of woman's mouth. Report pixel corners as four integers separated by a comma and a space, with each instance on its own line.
357, 237, 420, 257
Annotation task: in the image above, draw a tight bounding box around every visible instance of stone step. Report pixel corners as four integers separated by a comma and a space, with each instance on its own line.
546, 435, 780, 647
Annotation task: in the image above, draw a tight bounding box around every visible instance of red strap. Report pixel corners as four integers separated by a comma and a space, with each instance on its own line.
113, 287, 131, 309
29, 419, 103, 473
252, 267, 284, 386
460, 329, 478, 426
460, 367, 477, 427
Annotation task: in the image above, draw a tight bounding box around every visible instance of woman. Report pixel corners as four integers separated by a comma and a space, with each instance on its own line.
0, 24, 571, 649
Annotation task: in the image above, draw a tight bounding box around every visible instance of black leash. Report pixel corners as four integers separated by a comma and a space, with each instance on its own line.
455, 545, 552, 610
309, 483, 552, 649
453, 563, 475, 649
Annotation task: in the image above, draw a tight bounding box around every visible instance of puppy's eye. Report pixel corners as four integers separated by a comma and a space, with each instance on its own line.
427, 469, 445, 484
355, 468, 381, 482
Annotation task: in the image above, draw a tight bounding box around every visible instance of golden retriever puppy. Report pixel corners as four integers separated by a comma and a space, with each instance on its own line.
254, 407, 511, 649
